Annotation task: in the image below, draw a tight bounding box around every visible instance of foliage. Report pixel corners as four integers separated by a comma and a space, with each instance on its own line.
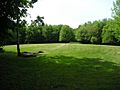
0, 0, 36, 27
26, 23, 44, 43
75, 20, 107, 44
0, 0, 38, 47
91, 36, 98, 44
76, 24, 91, 43
59, 25, 75, 42
102, 20, 116, 44
4, 19, 115, 45
112, 0, 120, 18
102, 0, 120, 45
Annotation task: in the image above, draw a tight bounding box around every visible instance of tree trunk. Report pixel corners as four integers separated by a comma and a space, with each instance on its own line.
16, 28, 21, 56
16, 0, 21, 56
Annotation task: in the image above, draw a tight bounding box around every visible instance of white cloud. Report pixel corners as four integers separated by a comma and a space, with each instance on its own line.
26, 0, 115, 28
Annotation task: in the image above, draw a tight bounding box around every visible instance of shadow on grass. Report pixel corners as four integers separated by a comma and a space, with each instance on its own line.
0, 52, 120, 90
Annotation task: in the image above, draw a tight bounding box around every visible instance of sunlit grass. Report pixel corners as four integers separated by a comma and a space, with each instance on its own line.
0, 43, 120, 90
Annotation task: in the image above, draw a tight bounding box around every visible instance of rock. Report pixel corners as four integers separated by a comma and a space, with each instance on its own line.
22, 52, 37, 57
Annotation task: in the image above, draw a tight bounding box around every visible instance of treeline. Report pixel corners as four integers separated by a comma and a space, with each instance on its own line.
4, 18, 120, 45
1, 0, 120, 46
6, 23, 75, 44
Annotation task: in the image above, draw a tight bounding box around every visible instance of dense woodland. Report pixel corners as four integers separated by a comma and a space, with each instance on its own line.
1, 0, 120, 46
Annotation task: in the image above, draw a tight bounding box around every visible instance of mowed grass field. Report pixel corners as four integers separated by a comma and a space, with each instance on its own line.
0, 43, 120, 90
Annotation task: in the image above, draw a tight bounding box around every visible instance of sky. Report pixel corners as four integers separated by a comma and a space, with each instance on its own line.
26, 0, 115, 28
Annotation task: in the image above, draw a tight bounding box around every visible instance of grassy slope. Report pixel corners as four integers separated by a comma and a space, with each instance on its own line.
0, 43, 120, 90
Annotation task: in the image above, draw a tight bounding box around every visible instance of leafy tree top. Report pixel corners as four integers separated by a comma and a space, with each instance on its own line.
0, 0, 38, 32
112, 0, 120, 19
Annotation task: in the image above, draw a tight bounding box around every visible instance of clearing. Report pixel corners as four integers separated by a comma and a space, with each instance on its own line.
0, 43, 120, 90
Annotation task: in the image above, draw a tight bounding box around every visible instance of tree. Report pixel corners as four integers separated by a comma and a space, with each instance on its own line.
76, 22, 94, 43
51, 25, 62, 42
26, 23, 44, 43
59, 25, 75, 42
24, 24, 62, 43
76, 19, 108, 44
102, 19, 120, 45
112, 0, 120, 18
19, 20, 28, 44
0, 0, 38, 56
42, 25, 53, 42
101, 0, 120, 45
34, 16, 44, 26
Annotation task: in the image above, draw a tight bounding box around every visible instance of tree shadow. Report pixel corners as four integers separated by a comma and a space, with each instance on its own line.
44, 55, 120, 90
0, 53, 120, 90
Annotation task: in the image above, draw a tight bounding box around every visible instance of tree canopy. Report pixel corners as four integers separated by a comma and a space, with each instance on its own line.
0, 0, 37, 37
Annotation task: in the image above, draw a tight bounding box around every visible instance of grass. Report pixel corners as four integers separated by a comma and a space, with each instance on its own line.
0, 43, 120, 90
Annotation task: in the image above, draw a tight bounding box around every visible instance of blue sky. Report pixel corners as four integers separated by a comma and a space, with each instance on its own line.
27, 0, 115, 28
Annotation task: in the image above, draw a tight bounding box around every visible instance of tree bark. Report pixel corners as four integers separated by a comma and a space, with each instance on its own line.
16, 0, 21, 56
16, 27, 21, 56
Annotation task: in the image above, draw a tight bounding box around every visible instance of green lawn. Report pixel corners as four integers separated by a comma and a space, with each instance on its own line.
0, 43, 120, 90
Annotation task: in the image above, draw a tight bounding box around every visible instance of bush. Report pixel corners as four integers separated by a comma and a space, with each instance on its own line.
91, 37, 98, 44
